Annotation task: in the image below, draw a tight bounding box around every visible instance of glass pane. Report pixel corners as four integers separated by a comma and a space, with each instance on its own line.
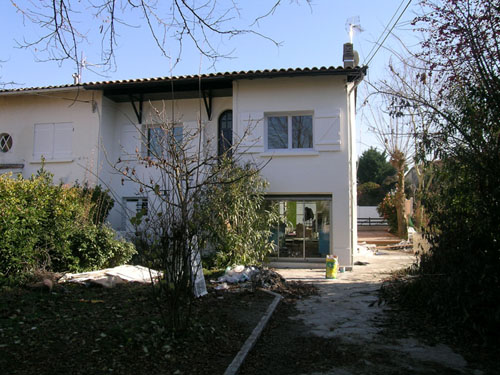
317, 201, 331, 256
267, 198, 330, 259
279, 201, 302, 258
173, 126, 183, 144
218, 110, 233, 156
292, 115, 313, 149
303, 203, 318, 257
268, 116, 288, 149
148, 128, 164, 157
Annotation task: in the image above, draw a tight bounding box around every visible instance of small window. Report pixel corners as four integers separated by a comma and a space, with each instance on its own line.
0, 133, 12, 152
218, 110, 233, 157
123, 197, 148, 232
266, 114, 313, 150
147, 124, 183, 157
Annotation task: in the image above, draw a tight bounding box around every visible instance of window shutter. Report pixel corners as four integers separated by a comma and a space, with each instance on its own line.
181, 121, 199, 154
33, 123, 54, 160
53, 123, 73, 159
237, 112, 264, 153
314, 110, 342, 151
120, 125, 140, 160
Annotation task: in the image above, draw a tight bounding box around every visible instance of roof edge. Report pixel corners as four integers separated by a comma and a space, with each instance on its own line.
0, 65, 368, 95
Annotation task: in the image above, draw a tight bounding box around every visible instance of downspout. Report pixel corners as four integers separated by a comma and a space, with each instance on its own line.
94, 91, 102, 184
345, 71, 365, 266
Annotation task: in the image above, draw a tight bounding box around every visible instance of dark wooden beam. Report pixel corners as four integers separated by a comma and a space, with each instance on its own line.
129, 94, 144, 124
202, 90, 213, 121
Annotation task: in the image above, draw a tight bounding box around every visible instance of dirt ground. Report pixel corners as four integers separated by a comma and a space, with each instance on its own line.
0, 283, 275, 375
241, 251, 492, 375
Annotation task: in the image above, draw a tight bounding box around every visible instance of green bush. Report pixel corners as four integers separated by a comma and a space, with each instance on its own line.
0, 169, 134, 285
77, 182, 115, 225
357, 182, 386, 206
200, 159, 280, 268
377, 192, 398, 234
69, 224, 136, 272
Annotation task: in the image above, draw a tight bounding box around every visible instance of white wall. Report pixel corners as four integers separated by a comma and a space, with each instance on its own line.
0, 76, 357, 266
357, 206, 382, 218
233, 76, 354, 265
0, 89, 101, 184
101, 96, 233, 230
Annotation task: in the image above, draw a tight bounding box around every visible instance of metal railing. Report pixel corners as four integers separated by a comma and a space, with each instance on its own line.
357, 217, 388, 226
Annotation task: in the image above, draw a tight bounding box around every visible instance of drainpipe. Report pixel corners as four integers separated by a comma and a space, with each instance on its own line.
343, 43, 365, 266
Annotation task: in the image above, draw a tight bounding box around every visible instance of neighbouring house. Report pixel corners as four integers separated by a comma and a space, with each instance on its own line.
0, 43, 366, 266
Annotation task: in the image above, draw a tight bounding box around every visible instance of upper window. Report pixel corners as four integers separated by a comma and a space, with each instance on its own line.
218, 110, 233, 157
33, 123, 73, 160
147, 124, 183, 157
0, 133, 13, 152
267, 114, 313, 150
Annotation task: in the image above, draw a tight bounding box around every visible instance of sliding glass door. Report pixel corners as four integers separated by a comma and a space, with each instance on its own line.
268, 197, 331, 259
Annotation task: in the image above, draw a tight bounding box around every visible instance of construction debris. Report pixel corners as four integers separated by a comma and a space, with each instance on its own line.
378, 240, 413, 251
211, 266, 317, 299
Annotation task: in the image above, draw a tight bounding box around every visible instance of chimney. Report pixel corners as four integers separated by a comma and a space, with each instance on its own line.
343, 43, 355, 68
72, 73, 81, 85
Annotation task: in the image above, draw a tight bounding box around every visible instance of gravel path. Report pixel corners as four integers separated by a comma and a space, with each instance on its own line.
247, 251, 485, 375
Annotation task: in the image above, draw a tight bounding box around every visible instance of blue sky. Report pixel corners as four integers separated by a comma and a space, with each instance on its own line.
0, 0, 420, 155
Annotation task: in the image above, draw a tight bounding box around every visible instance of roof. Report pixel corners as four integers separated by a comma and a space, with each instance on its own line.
0, 65, 367, 102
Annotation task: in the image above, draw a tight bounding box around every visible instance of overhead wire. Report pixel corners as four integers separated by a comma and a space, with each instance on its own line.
364, 0, 406, 63
364, 0, 413, 66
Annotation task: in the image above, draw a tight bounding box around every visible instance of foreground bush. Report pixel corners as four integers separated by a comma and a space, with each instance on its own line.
0, 169, 135, 284
199, 159, 280, 268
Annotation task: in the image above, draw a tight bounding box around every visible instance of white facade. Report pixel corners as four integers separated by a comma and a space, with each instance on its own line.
0, 89, 101, 184
0, 66, 365, 266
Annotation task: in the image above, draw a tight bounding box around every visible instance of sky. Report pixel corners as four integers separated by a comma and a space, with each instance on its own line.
0, 0, 421, 156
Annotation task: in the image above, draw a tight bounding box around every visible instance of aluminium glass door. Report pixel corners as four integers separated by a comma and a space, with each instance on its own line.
269, 198, 331, 259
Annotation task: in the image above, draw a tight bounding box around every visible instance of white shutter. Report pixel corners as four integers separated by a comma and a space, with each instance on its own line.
33, 123, 54, 160
120, 125, 140, 160
53, 123, 73, 159
182, 121, 199, 154
237, 112, 264, 153
314, 110, 342, 151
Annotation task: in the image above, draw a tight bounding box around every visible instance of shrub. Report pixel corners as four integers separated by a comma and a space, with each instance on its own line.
199, 159, 280, 268
69, 224, 136, 271
357, 182, 386, 206
78, 182, 115, 225
377, 192, 398, 234
0, 169, 134, 285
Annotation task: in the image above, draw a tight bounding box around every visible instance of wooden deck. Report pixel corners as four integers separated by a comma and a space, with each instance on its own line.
357, 226, 401, 246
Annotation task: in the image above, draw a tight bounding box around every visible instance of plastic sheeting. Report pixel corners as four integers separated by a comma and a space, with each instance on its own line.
59, 265, 162, 288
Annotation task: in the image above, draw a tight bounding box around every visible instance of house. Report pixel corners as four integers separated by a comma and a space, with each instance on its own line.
0, 44, 366, 267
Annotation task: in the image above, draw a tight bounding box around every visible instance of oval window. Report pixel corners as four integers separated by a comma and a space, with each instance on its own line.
0, 133, 12, 152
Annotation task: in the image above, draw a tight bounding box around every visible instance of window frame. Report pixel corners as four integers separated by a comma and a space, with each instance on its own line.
218, 109, 233, 157
0, 133, 13, 153
265, 112, 314, 152
122, 196, 148, 232
144, 123, 183, 158
265, 195, 332, 259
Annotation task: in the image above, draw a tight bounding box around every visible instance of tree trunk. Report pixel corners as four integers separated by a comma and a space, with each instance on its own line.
391, 150, 407, 239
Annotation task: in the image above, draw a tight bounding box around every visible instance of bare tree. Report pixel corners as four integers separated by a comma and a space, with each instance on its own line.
363, 94, 411, 238
10, 0, 309, 74
109, 97, 270, 331
363, 56, 439, 236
